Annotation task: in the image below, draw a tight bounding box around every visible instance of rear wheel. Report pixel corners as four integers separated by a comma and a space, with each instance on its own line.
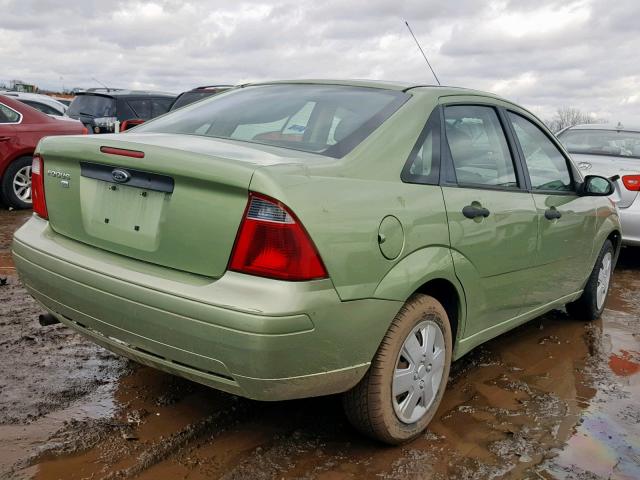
567, 240, 614, 320
343, 294, 452, 444
1, 156, 33, 209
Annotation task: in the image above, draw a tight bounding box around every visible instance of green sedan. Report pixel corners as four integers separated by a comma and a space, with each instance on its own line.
13, 80, 620, 444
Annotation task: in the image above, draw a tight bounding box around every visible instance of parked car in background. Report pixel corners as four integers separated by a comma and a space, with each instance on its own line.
67, 89, 175, 134
0, 91, 68, 116
0, 95, 86, 208
52, 97, 73, 107
557, 123, 640, 246
14, 81, 620, 444
169, 85, 232, 111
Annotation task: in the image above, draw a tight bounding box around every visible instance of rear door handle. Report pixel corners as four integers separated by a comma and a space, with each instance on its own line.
544, 208, 562, 220
462, 204, 491, 219
0, 136, 11, 142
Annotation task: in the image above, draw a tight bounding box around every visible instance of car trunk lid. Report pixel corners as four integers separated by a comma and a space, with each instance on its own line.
38, 133, 311, 278
572, 153, 640, 208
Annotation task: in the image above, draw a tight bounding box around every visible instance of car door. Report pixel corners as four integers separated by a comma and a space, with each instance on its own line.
505, 110, 596, 308
0, 103, 19, 162
439, 100, 539, 337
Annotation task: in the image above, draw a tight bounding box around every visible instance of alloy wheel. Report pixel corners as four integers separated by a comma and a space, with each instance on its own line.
12, 165, 32, 204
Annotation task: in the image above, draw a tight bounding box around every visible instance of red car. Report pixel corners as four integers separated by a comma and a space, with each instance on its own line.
0, 95, 86, 208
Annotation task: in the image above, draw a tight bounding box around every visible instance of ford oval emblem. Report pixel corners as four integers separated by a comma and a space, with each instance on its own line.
112, 168, 131, 183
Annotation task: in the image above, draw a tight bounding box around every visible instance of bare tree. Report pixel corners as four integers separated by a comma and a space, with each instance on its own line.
545, 107, 604, 133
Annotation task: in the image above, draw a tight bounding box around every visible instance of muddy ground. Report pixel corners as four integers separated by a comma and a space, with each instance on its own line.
0, 208, 638, 480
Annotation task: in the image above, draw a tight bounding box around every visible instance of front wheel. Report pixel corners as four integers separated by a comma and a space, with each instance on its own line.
1, 156, 33, 209
567, 239, 614, 320
343, 294, 452, 444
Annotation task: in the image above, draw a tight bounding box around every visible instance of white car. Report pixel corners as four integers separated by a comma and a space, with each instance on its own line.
0, 91, 68, 116
557, 123, 640, 246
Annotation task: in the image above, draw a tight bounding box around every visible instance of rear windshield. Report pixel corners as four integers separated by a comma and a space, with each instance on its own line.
68, 94, 116, 118
136, 84, 408, 158
558, 129, 640, 159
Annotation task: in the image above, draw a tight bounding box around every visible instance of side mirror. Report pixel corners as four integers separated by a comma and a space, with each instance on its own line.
579, 175, 615, 196
120, 119, 145, 132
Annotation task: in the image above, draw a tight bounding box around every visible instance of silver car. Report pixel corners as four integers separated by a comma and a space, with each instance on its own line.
557, 123, 640, 246
0, 91, 68, 116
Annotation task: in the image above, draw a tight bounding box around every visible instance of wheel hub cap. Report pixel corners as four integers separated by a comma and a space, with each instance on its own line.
596, 252, 612, 310
392, 319, 446, 424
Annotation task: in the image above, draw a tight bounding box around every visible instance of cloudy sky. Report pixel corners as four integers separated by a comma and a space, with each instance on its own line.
1, 0, 638, 122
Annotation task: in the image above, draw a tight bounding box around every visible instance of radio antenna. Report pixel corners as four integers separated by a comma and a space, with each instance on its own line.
404, 20, 441, 85
92, 77, 110, 91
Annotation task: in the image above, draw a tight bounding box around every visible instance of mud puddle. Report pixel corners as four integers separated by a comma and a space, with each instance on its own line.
1, 208, 639, 479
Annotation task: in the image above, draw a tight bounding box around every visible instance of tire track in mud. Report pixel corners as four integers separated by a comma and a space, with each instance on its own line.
101, 402, 247, 479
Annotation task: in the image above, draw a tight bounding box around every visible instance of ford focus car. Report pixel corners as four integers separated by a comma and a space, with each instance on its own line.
13, 80, 620, 444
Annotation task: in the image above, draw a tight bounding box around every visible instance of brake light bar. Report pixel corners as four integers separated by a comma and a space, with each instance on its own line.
100, 146, 145, 158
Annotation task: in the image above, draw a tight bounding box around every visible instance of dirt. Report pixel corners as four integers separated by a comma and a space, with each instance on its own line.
0, 207, 639, 480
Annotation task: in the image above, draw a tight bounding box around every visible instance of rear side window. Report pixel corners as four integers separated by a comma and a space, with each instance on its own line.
68, 95, 116, 118
135, 84, 409, 158
0, 103, 21, 123
127, 99, 152, 119
508, 112, 573, 192
21, 100, 60, 115
151, 98, 173, 117
171, 91, 217, 110
401, 107, 440, 184
444, 105, 518, 188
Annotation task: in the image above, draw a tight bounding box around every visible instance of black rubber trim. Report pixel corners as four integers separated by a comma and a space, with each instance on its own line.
80, 162, 174, 193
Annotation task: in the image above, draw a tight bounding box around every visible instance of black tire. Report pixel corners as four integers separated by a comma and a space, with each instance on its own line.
343, 294, 452, 444
566, 240, 614, 321
1, 156, 33, 209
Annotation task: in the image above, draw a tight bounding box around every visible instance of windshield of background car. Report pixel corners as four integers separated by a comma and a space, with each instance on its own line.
136, 84, 409, 158
559, 129, 640, 159
67, 95, 116, 118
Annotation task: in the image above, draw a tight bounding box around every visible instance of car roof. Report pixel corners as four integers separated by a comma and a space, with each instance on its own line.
563, 123, 640, 133
190, 85, 234, 91
77, 89, 176, 98
240, 78, 488, 95
0, 94, 56, 122
0, 91, 67, 110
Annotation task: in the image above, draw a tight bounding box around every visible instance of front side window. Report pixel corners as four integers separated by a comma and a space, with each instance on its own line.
135, 84, 408, 158
0, 103, 21, 123
508, 112, 573, 192
444, 105, 518, 188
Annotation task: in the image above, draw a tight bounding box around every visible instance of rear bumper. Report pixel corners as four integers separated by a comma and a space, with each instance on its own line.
13, 216, 401, 401
620, 200, 640, 246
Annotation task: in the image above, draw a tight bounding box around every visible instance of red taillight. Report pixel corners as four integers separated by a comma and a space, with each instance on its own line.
32, 154, 48, 219
229, 193, 327, 281
622, 175, 640, 191
81, 127, 88, 135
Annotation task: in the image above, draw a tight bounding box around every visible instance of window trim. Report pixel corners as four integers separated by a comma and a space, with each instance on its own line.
439, 102, 529, 193
505, 108, 578, 196
400, 105, 442, 185
0, 102, 23, 125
